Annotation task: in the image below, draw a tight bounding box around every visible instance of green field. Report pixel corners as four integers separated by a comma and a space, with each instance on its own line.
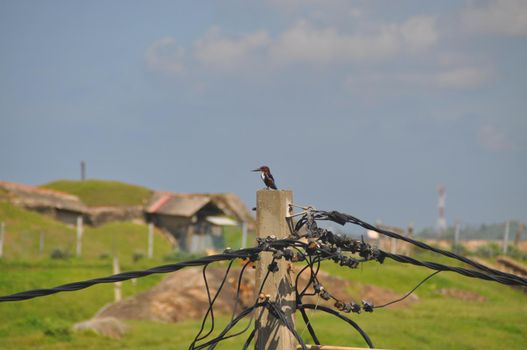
0, 201, 173, 265
1, 201, 526, 349
1, 256, 526, 349
40, 180, 152, 207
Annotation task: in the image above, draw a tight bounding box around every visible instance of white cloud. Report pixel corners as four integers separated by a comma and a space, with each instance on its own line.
400, 16, 438, 51
269, 20, 398, 64
270, 16, 437, 65
194, 28, 271, 71
464, 0, 527, 36
145, 37, 186, 75
147, 16, 438, 74
435, 67, 491, 88
344, 66, 491, 92
479, 124, 513, 151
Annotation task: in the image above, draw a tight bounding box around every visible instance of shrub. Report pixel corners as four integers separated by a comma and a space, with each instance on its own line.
132, 251, 145, 263
475, 242, 501, 258
163, 250, 200, 262
451, 243, 469, 255
26, 316, 71, 340
50, 248, 71, 260
506, 245, 527, 261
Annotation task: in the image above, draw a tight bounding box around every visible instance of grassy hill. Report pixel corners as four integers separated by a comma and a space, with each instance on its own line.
0, 201, 173, 264
40, 180, 152, 207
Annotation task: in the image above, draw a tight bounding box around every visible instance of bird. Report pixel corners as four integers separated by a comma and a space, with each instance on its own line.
252, 165, 277, 190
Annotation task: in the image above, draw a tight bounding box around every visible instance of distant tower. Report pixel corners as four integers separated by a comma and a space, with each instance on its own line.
436, 184, 447, 234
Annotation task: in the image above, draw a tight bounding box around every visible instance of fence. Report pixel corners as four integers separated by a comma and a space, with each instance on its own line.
1, 189, 527, 349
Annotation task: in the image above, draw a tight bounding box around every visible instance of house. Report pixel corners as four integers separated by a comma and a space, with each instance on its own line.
0, 180, 86, 225
145, 192, 254, 252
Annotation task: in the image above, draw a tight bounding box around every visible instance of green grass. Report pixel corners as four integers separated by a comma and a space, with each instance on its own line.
0, 259, 166, 349
222, 226, 256, 250
1, 255, 526, 350
0, 201, 174, 264
40, 179, 152, 207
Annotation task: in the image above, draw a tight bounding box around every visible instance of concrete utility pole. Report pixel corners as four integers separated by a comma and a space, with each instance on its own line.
148, 222, 154, 259
0, 222, 4, 258
76, 216, 83, 257
254, 190, 296, 350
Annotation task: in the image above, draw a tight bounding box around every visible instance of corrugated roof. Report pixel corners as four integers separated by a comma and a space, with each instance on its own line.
210, 193, 254, 225
145, 192, 254, 225
0, 180, 86, 213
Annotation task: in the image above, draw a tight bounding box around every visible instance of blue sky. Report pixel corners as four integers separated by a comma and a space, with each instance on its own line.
1, 0, 526, 229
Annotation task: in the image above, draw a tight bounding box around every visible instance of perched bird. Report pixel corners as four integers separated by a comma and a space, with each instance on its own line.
252, 165, 277, 190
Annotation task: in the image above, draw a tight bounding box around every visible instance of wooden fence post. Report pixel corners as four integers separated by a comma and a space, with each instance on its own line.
254, 189, 296, 350
113, 256, 122, 302
241, 221, 248, 249
148, 222, 154, 259
76, 216, 83, 257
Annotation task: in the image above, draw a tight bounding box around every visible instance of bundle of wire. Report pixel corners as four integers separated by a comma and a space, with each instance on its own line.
1, 207, 526, 349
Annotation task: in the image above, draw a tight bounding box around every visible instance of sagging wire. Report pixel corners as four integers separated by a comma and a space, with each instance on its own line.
4, 202, 526, 349
312, 209, 527, 286
374, 270, 441, 309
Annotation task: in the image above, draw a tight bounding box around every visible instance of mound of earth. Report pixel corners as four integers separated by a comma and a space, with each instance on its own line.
95, 265, 417, 323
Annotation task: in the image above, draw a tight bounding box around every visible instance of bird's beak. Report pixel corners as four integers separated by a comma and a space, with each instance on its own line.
251, 168, 260, 172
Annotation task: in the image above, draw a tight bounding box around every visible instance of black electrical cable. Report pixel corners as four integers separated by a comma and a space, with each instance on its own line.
374, 270, 441, 309
189, 264, 214, 350
312, 210, 527, 286
242, 329, 256, 350
229, 259, 251, 321
193, 302, 263, 350
299, 304, 374, 349
0, 248, 261, 302
199, 259, 277, 349
189, 260, 234, 349
381, 251, 527, 286
267, 301, 308, 350
298, 305, 321, 345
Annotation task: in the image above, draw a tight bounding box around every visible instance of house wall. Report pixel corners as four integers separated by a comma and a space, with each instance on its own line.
149, 212, 225, 253
55, 209, 82, 226
29, 207, 81, 226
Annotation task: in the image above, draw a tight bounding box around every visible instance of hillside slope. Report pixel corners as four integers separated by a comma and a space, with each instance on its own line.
0, 200, 173, 263
41, 180, 152, 207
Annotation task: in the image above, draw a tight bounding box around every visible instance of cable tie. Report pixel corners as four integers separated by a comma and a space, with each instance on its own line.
267, 261, 279, 273
362, 300, 374, 312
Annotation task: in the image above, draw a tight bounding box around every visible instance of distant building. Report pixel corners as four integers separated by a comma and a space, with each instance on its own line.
0, 180, 86, 225
145, 192, 254, 252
